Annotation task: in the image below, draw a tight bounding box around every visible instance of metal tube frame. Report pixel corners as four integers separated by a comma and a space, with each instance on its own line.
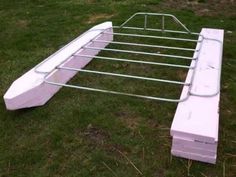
93, 39, 198, 51
57, 66, 190, 85
103, 31, 200, 43
83, 46, 195, 60
73, 54, 194, 69
33, 12, 221, 103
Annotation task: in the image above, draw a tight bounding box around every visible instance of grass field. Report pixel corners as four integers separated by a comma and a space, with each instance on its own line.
0, 0, 236, 176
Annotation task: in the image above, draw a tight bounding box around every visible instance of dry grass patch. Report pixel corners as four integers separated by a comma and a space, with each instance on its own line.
84, 124, 110, 145
85, 13, 115, 24
15, 19, 29, 29
177, 70, 188, 81
114, 110, 140, 130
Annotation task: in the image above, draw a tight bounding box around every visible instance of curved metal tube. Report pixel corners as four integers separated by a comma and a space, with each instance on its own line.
189, 37, 223, 97
119, 12, 191, 33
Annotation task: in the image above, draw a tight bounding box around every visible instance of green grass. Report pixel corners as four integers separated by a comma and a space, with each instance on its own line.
0, 0, 236, 176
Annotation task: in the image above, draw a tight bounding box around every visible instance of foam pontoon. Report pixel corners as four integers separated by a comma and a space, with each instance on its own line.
3, 13, 224, 164
171, 28, 223, 164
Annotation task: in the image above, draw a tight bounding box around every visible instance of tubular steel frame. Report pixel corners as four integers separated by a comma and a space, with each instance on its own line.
34, 12, 222, 102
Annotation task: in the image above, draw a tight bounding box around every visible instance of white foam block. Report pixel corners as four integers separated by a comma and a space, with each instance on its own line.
172, 143, 216, 156
171, 28, 224, 143
173, 136, 217, 152
171, 149, 216, 164
4, 22, 113, 110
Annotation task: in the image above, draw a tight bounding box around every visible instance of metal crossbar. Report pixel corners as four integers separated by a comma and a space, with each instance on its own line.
44, 79, 187, 102
93, 39, 197, 51
104, 31, 200, 42
114, 26, 199, 35
58, 66, 189, 85
73, 54, 193, 69
84, 46, 195, 60
41, 12, 203, 102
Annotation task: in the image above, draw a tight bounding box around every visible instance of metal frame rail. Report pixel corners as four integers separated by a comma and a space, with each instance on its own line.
35, 12, 208, 102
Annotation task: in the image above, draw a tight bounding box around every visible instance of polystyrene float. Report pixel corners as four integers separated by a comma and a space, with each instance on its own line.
4, 22, 113, 110
171, 28, 224, 164
3, 13, 224, 164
